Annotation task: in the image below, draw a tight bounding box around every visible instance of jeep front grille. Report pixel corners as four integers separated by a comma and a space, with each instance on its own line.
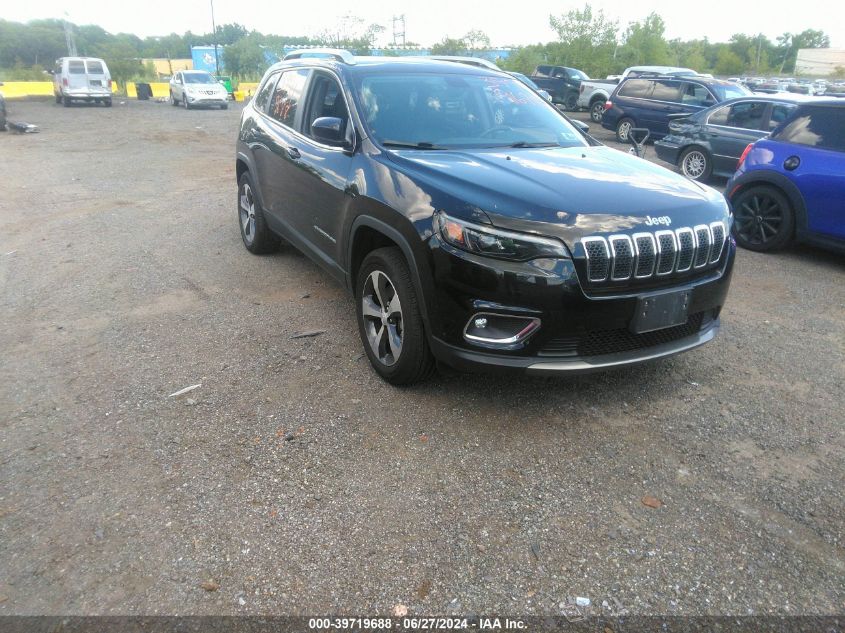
581, 222, 727, 284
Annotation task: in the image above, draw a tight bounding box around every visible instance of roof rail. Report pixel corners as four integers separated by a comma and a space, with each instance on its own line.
283, 48, 356, 65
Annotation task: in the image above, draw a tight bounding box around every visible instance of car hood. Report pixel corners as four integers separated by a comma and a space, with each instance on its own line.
385, 145, 728, 243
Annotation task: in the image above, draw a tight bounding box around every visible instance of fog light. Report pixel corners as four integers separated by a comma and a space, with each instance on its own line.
464, 313, 540, 349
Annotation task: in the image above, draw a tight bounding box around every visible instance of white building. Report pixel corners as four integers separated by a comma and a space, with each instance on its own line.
795, 48, 845, 76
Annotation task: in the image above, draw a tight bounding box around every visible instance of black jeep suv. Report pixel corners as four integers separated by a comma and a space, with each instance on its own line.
236, 50, 735, 384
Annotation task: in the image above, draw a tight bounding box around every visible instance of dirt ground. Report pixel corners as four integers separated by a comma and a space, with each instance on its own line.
0, 98, 843, 617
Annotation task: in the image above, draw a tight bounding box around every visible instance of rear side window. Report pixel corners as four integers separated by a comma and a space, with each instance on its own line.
68, 60, 85, 74
773, 106, 845, 152
651, 80, 681, 103
709, 101, 767, 129
269, 69, 309, 128
618, 79, 652, 99
768, 103, 796, 130
86, 61, 104, 74
253, 72, 279, 113
535, 66, 552, 77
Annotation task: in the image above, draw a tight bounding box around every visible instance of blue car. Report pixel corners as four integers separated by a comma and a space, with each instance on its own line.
602, 75, 751, 143
726, 100, 845, 253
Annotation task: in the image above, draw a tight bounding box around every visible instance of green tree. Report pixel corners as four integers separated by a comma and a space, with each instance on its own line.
430, 37, 468, 55
549, 4, 618, 77
617, 13, 671, 68
463, 30, 490, 49
499, 45, 546, 75
223, 36, 267, 78
715, 48, 744, 75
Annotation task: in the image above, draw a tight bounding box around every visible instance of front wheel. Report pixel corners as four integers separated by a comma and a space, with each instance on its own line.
616, 117, 634, 143
679, 147, 712, 181
590, 100, 605, 122
183, 95, 190, 110
731, 185, 794, 252
170, 92, 178, 106
356, 248, 434, 385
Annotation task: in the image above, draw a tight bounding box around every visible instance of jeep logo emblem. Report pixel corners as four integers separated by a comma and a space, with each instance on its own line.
644, 215, 671, 227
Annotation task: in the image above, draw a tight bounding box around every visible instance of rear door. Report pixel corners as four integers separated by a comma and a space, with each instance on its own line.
705, 100, 769, 174
771, 106, 845, 239
84, 59, 108, 91
66, 59, 87, 91
642, 79, 682, 136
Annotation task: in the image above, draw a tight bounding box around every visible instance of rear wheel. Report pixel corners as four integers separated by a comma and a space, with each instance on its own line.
237, 172, 279, 254
221, 103, 228, 110
731, 185, 794, 252
679, 147, 712, 181
62, 95, 71, 107
565, 93, 578, 111
615, 117, 634, 143
590, 100, 605, 122
55, 94, 62, 104
356, 248, 434, 385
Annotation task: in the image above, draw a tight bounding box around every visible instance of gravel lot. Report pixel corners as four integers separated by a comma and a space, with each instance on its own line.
0, 98, 843, 617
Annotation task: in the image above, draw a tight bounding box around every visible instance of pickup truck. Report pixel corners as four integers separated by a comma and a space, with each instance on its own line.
529, 65, 589, 110
576, 77, 620, 122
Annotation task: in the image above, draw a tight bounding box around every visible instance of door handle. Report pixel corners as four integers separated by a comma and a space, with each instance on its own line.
287, 147, 301, 160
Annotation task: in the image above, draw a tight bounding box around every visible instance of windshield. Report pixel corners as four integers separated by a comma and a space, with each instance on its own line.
184, 73, 217, 84
713, 82, 752, 101
354, 73, 588, 150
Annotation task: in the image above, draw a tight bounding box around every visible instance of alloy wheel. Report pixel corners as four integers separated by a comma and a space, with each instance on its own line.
734, 192, 784, 246
681, 150, 707, 179
617, 120, 632, 141
239, 183, 256, 244
590, 102, 604, 122
361, 270, 403, 366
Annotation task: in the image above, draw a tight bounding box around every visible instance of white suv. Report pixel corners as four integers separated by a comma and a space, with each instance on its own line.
169, 71, 229, 110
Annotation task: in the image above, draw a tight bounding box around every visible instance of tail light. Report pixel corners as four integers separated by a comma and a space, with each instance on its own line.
737, 143, 753, 169
62, 78, 68, 87
603, 100, 612, 111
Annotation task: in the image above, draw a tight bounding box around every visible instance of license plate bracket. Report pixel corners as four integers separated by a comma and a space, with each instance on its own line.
630, 289, 691, 334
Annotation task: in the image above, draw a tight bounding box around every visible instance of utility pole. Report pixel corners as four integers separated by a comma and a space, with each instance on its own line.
392, 15, 406, 47
210, 0, 220, 75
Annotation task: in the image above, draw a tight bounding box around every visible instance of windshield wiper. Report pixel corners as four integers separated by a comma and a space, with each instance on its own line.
380, 140, 445, 150
507, 141, 560, 148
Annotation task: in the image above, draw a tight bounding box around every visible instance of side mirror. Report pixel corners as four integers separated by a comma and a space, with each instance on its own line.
573, 120, 590, 134
311, 117, 344, 145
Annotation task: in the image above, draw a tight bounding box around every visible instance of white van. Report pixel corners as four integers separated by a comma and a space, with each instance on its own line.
53, 57, 112, 107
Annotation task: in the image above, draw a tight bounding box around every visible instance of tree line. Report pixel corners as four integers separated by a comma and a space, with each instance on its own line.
0, 6, 834, 83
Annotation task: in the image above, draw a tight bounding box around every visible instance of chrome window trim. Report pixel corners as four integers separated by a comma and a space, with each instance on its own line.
608, 234, 634, 281
654, 229, 677, 276
693, 224, 713, 269
632, 232, 657, 278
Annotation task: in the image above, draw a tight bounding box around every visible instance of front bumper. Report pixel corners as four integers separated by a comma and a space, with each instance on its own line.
426, 237, 735, 375
186, 94, 228, 107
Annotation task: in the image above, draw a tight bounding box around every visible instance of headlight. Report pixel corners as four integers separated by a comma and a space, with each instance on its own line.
436, 212, 569, 261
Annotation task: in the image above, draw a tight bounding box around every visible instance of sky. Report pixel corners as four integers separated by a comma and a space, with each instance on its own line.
4, 0, 844, 47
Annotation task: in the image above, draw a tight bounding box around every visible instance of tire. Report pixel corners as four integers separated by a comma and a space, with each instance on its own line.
104, 98, 112, 108
590, 100, 605, 123
221, 103, 228, 110
565, 93, 578, 112
63, 95, 71, 107
356, 247, 435, 385
237, 172, 279, 254
678, 146, 712, 181
170, 92, 177, 106
0, 116, 5, 132
615, 117, 634, 143
731, 185, 795, 252
183, 95, 190, 110
55, 94, 62, 104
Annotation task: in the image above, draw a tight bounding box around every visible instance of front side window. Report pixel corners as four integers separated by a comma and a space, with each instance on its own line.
303, 73, 350, 141
651, 80, 681, 103
269, 69, 309, 128
253, 72, 279, 113
681, 83, 714, 107
354, 72, 588, 149
68, 60, 85, 74
768, 103, 796, 130
618, 79, 652, 99
772, 106, 845, 152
